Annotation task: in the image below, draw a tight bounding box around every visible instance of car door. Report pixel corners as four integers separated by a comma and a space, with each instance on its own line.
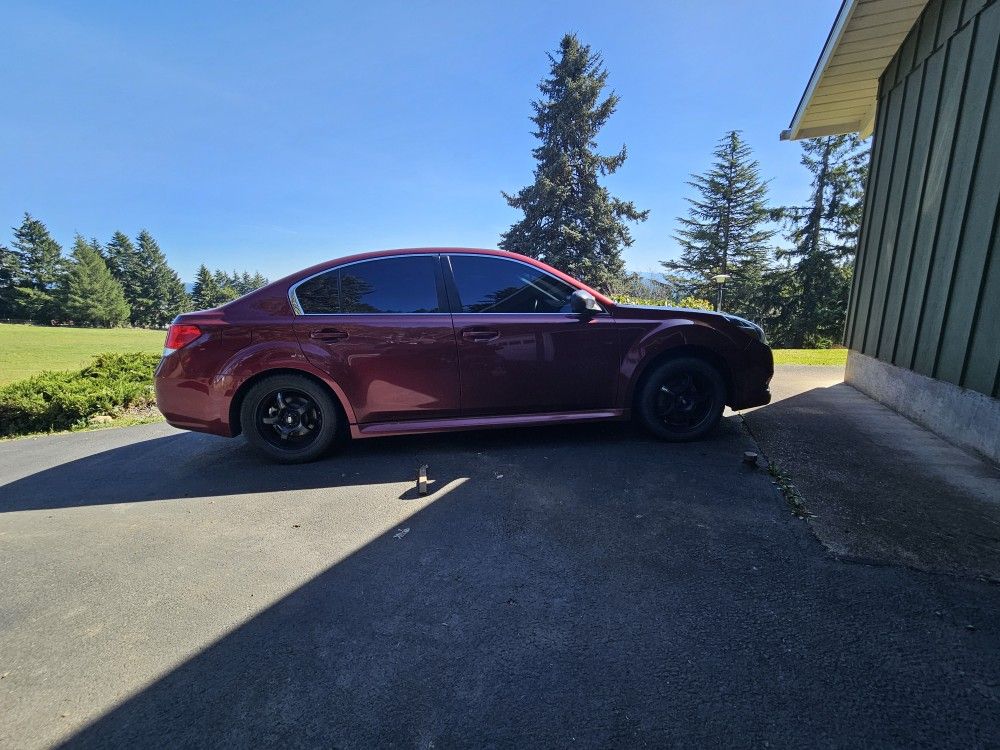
292, 254, 461, 424
445, 253, 620, 416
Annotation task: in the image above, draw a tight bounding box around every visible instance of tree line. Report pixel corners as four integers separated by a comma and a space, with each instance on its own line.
502, 34, 869, 348
0, 215, 268, 328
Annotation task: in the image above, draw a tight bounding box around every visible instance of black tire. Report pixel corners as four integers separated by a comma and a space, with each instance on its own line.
240, 374, 340, 463
636, 356, 726, 441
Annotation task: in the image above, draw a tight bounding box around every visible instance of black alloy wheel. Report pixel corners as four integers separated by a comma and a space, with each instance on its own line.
637, 356, 725, 441
255, 389, 322, 449
240, 374, 340, 463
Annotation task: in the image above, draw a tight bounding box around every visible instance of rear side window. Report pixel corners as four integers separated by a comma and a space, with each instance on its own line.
295, 270, 339, 314
449, 255, 576, 313
295, 256, 441, 314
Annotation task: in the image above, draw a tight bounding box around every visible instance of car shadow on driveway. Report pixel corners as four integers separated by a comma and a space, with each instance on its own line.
0, 420, 728, 514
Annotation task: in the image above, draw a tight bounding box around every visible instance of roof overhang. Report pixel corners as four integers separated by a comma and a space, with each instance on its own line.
781, 0, 928, 141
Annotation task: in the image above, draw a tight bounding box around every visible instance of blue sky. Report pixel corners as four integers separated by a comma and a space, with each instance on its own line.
1, 1, 841, 282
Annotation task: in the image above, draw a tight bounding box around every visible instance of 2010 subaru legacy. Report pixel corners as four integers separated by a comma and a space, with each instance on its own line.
155, 248, 772, 463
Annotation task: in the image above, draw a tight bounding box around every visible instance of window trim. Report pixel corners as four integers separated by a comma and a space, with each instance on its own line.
288, 254, 450, 316
443, 253, 606, 315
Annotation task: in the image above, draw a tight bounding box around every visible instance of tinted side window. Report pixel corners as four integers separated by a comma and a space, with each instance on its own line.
295, 270, 339, 314
340, 256, 441, 313
295, 256, 441, 314
450, 255, 576, 313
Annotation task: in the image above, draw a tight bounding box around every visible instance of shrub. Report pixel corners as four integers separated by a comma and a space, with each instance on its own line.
676, 296, 715, 311
802, 334, 834, 350
608, 294, 716, 309
0, 352, 160, 437
610, 294, 672, 306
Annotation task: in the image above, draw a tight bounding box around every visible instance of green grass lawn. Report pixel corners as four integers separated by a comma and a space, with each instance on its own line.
772, 348, 848, 366
0, 323, 165, 385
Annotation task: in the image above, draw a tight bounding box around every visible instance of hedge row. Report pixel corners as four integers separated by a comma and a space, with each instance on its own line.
0, 352, 161, 437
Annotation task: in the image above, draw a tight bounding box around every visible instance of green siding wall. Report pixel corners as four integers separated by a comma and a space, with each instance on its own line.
846, 0, 1000, 398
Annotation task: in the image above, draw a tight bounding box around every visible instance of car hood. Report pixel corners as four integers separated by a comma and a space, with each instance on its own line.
612, 304, 766, 342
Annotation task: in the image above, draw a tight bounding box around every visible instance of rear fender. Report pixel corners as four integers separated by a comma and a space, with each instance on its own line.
215, 342, 358, 429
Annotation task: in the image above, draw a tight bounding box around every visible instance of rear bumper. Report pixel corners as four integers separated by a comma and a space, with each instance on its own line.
154, 355, 235, 437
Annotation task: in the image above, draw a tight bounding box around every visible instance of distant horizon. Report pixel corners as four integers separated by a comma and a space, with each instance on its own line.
3, 0, 840, 283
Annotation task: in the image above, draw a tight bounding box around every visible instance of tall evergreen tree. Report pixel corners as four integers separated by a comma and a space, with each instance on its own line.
61, 235, 131, 326
500, 34, 648, 290
192, 264, 235, 309
132, 229, 190, 327
0, 243, 22, 319
104, 231, 143, 315
661, 131, 774, 319
769, 135, 868, 347
10, 213, 64, 322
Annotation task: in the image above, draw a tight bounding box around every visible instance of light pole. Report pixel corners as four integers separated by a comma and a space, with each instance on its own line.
711, 274, 730, 312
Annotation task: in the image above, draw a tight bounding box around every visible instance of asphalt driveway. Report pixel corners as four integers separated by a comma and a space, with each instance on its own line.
2, 373, 999, 748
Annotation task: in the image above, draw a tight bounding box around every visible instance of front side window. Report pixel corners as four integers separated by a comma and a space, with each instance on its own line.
449, 255, 576, 314
295, 255, 441, 314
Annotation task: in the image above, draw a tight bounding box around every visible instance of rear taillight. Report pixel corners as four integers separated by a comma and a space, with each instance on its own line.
163, 324, 202, 355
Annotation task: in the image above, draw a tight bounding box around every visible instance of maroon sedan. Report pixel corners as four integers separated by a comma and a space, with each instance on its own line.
155, 248, 772, 462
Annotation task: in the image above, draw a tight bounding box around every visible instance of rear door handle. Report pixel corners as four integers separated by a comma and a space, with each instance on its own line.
462, 328, 500, 342
310, 328, 349, 342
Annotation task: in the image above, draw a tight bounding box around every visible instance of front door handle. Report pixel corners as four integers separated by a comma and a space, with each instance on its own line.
462, 328, 500, 343
310, 328, 349, 342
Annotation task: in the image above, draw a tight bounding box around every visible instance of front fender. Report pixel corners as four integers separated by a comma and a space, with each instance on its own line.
618, 319, 745, 407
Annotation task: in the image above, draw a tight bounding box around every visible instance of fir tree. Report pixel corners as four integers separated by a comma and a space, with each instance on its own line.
10, 213, 64, 322
226, 270, 269, 296
500, 34, 648, 290
192, 264, 235, 309
249, 271, 268, 290
770, 135, 868, 347
0, 244, 22, 319
104, 231, 143, 315
132, 230, 190, 327
661, 131, 774, 319
62, 235, 130, 326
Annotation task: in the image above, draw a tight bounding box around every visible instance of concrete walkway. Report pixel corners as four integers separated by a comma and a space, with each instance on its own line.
745, 365, 1000, 581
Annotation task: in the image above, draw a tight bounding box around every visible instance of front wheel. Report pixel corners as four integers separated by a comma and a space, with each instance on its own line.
240, 374, 340, 463
636, 357, 726, 441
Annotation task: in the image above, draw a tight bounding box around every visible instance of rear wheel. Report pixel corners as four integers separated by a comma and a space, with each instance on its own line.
240, 374, 339, 463
636, 357, 726, 441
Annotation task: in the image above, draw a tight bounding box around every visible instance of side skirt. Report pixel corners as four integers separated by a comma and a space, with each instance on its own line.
349, 409, 629, 439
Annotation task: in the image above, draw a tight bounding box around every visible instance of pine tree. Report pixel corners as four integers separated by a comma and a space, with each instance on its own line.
163, 273, 190, 321
132, 230, 190, 327
62, 235, 131, 326
0, 244, 22, 319
500, 34, 648, 290
10, 213, 64, 322
771, 135, 868, 347
249, 271, 268, 291
192, 264, 234, 309
192, 264, 215, 309
104, 231, 143, 316
661, 131, 774, 319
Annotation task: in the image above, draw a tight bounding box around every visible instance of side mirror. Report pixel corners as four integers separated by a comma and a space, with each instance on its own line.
570, 289, 602, 315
